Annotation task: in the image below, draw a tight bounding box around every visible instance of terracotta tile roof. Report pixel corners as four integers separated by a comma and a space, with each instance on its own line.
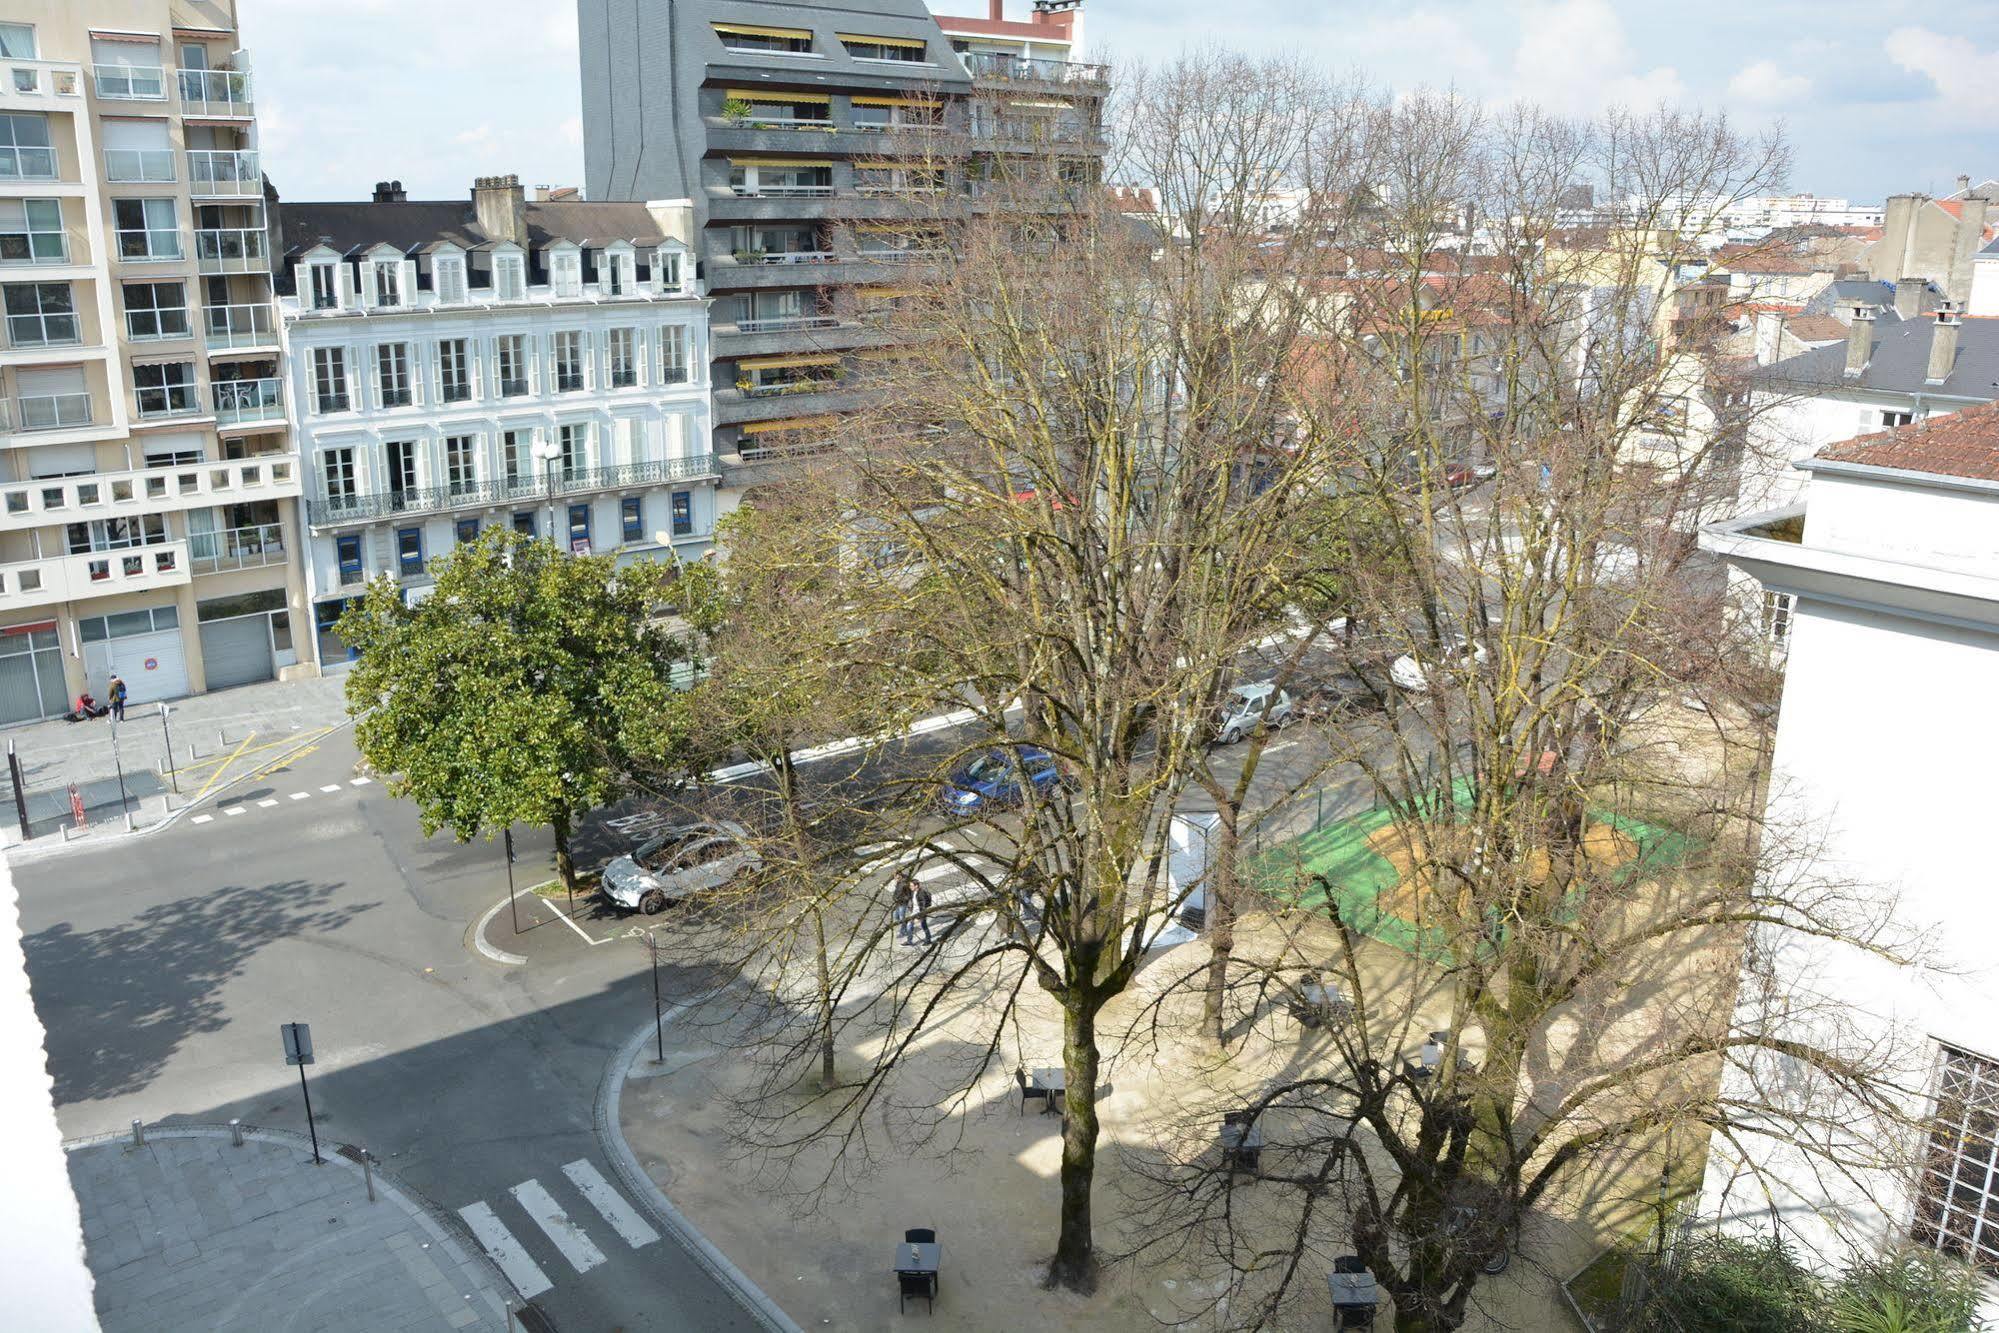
1783, 314, 1848, 343
1813, 400, 1999, 483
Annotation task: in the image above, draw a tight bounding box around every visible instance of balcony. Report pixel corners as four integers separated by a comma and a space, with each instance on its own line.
187, 150, 260, 198
0, 541, 189, 613
177, 68, 252, 118
12, 392, 92, 433
91, 64, 167, 101
190, 522, 286, 575
0, 455, 302, 532
104, 148, 176, 184
196, 228, 267, 275
213, 377, 284, 426
0, 59, 82, 110
714, 385, 866, 425
307, 454, 723, 528
712, 320, 895, 360
204, 303, 277, 351
961, 52, 1109, 89
0, 142, 58, 182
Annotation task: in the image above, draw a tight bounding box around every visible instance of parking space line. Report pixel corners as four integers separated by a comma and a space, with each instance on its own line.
222, 806, 246, 817
349, 776, 371, 786
257, 799, 279, 808
289, 792, 310, 801
458, 1201, 552, 1298
190, 814, 213, 825
318, 784, 341, 793
510, 1178, 607, 1275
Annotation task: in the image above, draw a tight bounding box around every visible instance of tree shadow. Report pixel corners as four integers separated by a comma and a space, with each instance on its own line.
23, 879, 376, 1104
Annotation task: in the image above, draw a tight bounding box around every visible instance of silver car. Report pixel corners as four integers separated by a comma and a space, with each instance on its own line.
601, 820, 759, 914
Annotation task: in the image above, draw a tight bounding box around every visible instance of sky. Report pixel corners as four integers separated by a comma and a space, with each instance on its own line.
244, 0, 1998, 205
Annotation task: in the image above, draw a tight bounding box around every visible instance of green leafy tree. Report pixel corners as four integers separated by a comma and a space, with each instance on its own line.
336, 529, 711, 889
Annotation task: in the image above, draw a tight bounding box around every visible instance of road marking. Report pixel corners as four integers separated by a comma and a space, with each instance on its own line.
349, 776, 371, 786
319, 784, 341, 793
510, 1178, 607, 1275
222, 806, 246, 817
545, 905, 605, 946
1265, 740, 1301, 754
289, 791, 310, 801
186, 731, 257, 807
458, 1201, 552, 1298
257, 799, 279, 808
190, 814, 213, 825
561, 1160, 659, 1250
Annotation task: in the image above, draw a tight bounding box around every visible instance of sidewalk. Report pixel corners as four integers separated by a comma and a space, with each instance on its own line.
68, 1125, 514, 1332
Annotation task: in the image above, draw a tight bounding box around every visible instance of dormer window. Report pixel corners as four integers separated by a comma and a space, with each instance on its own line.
495, 253, 525, 302
713, 22, 812, 55
655, 249, 683, 294
839, 33, 928, 63
436, 255, 466, 304
371, 259, 401, 308
551, 250, 582, 299
602, 250, 634, 297
309, 263, 337, 311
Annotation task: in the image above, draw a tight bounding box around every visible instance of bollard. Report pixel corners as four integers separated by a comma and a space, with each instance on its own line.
229, 1119, 244, 1147
130, 1118, 145, 1147
362, 1146, 376, 1203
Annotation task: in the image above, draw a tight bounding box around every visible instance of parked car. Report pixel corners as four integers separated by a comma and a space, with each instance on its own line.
1389, 636, 1489, 693
601, 820, 759, 915
1211, 682, 1295, 745
938, 746, 1062, 816
1443, 460, 1500, 489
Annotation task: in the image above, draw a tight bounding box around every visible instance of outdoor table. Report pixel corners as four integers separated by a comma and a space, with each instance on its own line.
1328, 1268, 1378, 1307
894, 1241, 942, 1277
1031, 1066, 1066, 1112
1220, 1118, 1265, 1171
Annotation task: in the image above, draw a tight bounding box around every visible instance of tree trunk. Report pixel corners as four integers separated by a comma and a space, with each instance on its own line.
1200, 809, 1241, 1045
552, 809, 577, 892
813, 906, 836, 1091
1048, 993, 1105, 1292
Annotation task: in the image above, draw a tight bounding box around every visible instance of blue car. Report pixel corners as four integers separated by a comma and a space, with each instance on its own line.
939, 746, 1062, 815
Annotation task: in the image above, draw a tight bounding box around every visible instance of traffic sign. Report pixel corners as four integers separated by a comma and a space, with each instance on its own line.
280, 1022, 314, 1066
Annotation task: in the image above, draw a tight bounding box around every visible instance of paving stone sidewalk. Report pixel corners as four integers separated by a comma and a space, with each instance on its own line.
68, 1127, 513, 1332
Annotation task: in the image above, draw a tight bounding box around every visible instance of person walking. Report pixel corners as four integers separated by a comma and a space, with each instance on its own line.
915, 881, 935, 946
106, 674, 128, 723
892, 872, 916, 946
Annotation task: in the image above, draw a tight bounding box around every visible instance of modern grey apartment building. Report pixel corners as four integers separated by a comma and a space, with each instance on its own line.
577, 0, 1106, 485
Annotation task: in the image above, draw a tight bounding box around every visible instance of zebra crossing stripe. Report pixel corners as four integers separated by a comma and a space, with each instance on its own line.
561, 1159, 659, 1250
511, 1178, 607, 1275
458, 1201, 552, 1298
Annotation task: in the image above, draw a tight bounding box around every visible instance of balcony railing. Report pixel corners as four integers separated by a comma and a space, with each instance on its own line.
14, 392, 92, 432
725, 116, 836, 132
0, 144, 57, 181
177, 67, 252, 116
0, 541, 189, 612
213, 377, 284, 426
857, 248, 946, 263
308, 454, 721, 526
204, 302, 276, 350
190, 522, 286, 574
961, 52, 1109, 86
104, 148, 176, 183
732, 315, 840, 334
744, 377, 842, 398
91, 63, 166, 100
187, 150, 260, 197
4, 312, 81, 348
0, 455, 301, 530
730, 184, 835, 199
196, 228, 267, 273
731, 250, 835, 266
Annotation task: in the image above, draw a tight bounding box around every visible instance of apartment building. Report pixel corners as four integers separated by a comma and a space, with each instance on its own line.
272, 176, 714, 668
577, 0, 1107, 490
0, 1, 305, 722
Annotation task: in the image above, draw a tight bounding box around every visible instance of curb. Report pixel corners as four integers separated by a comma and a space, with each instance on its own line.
594, 1012, 804, 1333
469, 894, 528, 966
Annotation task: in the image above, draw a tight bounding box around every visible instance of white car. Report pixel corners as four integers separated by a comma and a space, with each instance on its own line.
601, 820, 759, 915
1389, 636, 1489, 693
1212, 682, 1295, 745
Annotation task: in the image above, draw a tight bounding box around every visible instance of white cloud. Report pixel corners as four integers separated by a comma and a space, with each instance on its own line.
1885, 27, 1999, 118
1346, 10, 1492, 86
1726, 59, 1811, 105
452, 124, 494, 148
560, 116, 584, 147
1511, 0, 1685, 115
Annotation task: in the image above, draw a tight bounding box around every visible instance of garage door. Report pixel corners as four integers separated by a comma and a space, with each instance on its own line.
198, 615, 275, 691
83, 629, 189, 704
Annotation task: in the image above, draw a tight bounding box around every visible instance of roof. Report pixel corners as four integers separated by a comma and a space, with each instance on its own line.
1760, 311, 1999, 400
1783, 315, 1848, 343
277, 197, 668, 258
1812, 399, 1999, 483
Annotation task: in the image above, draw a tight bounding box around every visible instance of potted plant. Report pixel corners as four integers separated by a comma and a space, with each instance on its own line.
721, 97, 754, 125
732, 249, 768, 264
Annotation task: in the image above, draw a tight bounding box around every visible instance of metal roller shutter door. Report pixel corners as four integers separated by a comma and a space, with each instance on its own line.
85, 629, 189, 703
198, 615, 275, 691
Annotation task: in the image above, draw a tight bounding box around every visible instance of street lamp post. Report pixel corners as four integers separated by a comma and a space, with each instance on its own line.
531, 437, 561, 545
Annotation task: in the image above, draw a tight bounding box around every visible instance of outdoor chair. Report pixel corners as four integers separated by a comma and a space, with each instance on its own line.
898, 1269, 937, 1314
1015, 1067, 1051, 1115
1336, 1305, 1376, 1329
1333, 1255, 1366, 1274
904, 1228, 936, 1245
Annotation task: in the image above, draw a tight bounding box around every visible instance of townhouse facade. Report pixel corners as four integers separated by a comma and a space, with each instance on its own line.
0, 1, 306, 723
577, 0, 1107, 490
271, 176, 714, 668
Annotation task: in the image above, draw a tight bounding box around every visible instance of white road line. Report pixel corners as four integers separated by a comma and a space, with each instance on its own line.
458, 1201, 552, 1298
222, 806, 246, 817
349, 776, 371, 786
257, 798, 279, 808
289, 791, 311, 801
318, 784, 341, 793
560, 1160, 659, 1250
1265, 740, 1301, 754
190, 814, 213, 825
510, 1178, 607, 1275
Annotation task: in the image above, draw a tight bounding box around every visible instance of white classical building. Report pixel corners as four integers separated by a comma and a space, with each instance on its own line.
1699, 403, 1999, 1309
272, 176, 716, 667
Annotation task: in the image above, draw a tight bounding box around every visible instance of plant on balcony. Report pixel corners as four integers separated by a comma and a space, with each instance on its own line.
721, 97, 754, 124
335, 528, 714, 895
732, 249, 769, 264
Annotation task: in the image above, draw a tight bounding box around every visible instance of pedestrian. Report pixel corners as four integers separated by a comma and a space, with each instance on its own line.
107, 674, 128, 723
916, 882, 934, 945
892, 872, 916, 946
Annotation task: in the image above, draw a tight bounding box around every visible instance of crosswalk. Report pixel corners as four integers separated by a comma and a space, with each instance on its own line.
458, 1159, 658, 1299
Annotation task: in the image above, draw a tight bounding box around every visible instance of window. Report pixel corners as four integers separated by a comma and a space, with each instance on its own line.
436, 256, 466, 304
557, 422, 587, 476
439, 338, 471, 402
551, 250, 582, 298
0, 113, 55, 181
608, 328, 637, 387
4, 282, 77, 345
0, 24, 34, 59
396, 527, 424, 576
308, 263, 338, 310
455, 516, 480, 545
101, 119, 174, 182
567, 503, 591, 553
335, 534, 363, 584
114, 198, 181, 261
312, 346, 350, 413
554, 331, 584, 392
621, 496, 644, 544
1915, 1046, 1999, 1274
1881, 410, 1914, 429
371, 260, 402, 308
123, 281, 188, 340
497, 334, 528, 396
495, 254, 526, 302
659, 325, 689, 384
502, 429, 529, 486
444, 434, 477, 494
375, 342, 411, 407
384, 440, 419, 498
66, 514, 166, 554
602, 250, 633, 297
655, 248, 683, 293
712, 23, 813, 54
0, 199, 64, 264
322, 448, 356, 503
1760, 590, 1793, 648
133, 361, 196, 417
840, 34, 928, 62
671, 490, 693, 537
512, 511, 536, 537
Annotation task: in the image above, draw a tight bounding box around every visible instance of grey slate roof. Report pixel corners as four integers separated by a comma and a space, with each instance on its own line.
276, 199, 666, 261
1758, 313, 1999, 402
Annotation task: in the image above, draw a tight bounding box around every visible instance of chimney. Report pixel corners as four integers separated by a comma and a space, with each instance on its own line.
1958, 174, 1972, 196
1892, 276, 1931, 321
472, 174, 526, 245
1843, 305, 1874, 378
371, 180, 406, 203
990, 0, 1003, 18
1926, 303, 1963, 385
